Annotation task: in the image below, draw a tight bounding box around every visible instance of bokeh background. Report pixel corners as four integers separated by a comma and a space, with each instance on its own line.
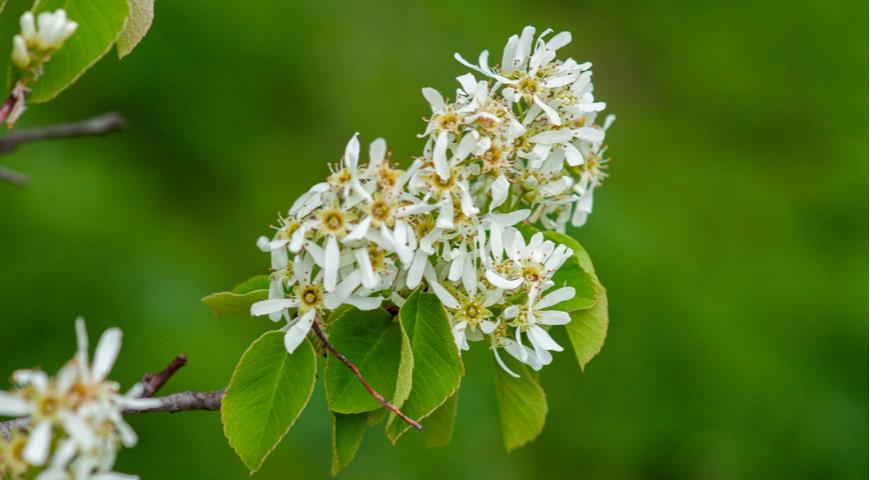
0, 0, 866, 478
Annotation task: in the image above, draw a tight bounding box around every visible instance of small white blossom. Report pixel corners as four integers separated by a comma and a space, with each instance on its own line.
0, 319, 152, 480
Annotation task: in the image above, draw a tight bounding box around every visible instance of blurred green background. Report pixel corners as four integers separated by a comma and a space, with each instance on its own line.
0, 0, 866, 478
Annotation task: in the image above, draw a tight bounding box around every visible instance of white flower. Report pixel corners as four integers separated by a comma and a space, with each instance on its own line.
484, 228, 573, 292
502, 283, 574, 366
250, 253, 383, 353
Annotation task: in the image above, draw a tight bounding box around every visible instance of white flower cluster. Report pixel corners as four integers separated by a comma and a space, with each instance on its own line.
11, 10, 78, 70
252, 26, 613, 377
0, 319, 154, 480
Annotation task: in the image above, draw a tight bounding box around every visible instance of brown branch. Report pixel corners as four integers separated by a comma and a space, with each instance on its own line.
0, 112, 125, 156
122, 389, 224, 415
138, 354, 188, 398
1, 325, 425, 438
311, 320, 422, 430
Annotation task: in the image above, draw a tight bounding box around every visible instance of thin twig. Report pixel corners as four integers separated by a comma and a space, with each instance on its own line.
122, 389, 225, 416
0, 417, 29, 438
137, 354, 188, 398
1, 326, 425, 438
311, 321, 423, 430
0, 354, 210, 439
0, 112, 125, 155
0, 165, 28, 187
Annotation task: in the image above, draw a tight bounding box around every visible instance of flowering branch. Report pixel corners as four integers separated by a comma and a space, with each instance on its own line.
0, 332, 425, 440
311, 319, 423, 430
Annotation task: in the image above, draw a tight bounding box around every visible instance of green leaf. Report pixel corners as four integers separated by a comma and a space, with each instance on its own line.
542, 230, 597, 277
231, 274, 269, 294
330, 412, 368, 476
566, 287, 608, 371
386, 290, 463, 443
325, 303, 354, 324
422, 390, 458, 448
221, 331, 316, 474
391, 315, 414, 411
549, 258, 597, 311
115, 0, 152, 58
494, 354, 547, 452
201, 289, 267, 316
29, 0, 130, 103
324, 308, 404, 414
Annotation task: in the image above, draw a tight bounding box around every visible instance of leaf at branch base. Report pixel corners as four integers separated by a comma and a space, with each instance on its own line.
221, 331, 316, 474
200, 275, 269, 316
386, 290, 463, 443
324, 308, 404, 414
566, 286, 608, 371
422, 390, 458, 448
330, 412, 368, 476
116, 0, 153, 58
494, 355, 547, 452
232, 274, 270, 293
30, 0, 130, 103
201, 290, 267, 316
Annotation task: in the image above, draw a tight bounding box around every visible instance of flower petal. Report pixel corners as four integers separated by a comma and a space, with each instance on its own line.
0, 391, 31, 416
284, 310, 315, 354
250, 298, 299, 316
23, 420, 52, 465
323, 235, 340, 292
537, 286, 576, 309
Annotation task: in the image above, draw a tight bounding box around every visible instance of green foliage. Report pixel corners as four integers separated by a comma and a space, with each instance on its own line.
520, 225, 609, 371
2, 0, 154, 102
385, 290, 463, 443
544, 231, 609, 370
422, 391, 458, 448
549, 259, 597, 311
324, 308, 405, 414
116, 0, 153, 58
494, 355, 547, 452
542, 230, 597, 276
330, 412, 369, 476
566, 287, 608, 371
200, 275, 268, 316
29, 0, 130, 102
221, 331, 316, 474
231, 274, 269, 293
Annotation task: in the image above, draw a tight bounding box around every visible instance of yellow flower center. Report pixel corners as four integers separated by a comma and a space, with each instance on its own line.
298, 284, 323, 310
319, 209, 346, 234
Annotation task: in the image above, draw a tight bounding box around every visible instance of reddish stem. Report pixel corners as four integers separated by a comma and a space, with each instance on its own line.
311, 321, 422, 430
